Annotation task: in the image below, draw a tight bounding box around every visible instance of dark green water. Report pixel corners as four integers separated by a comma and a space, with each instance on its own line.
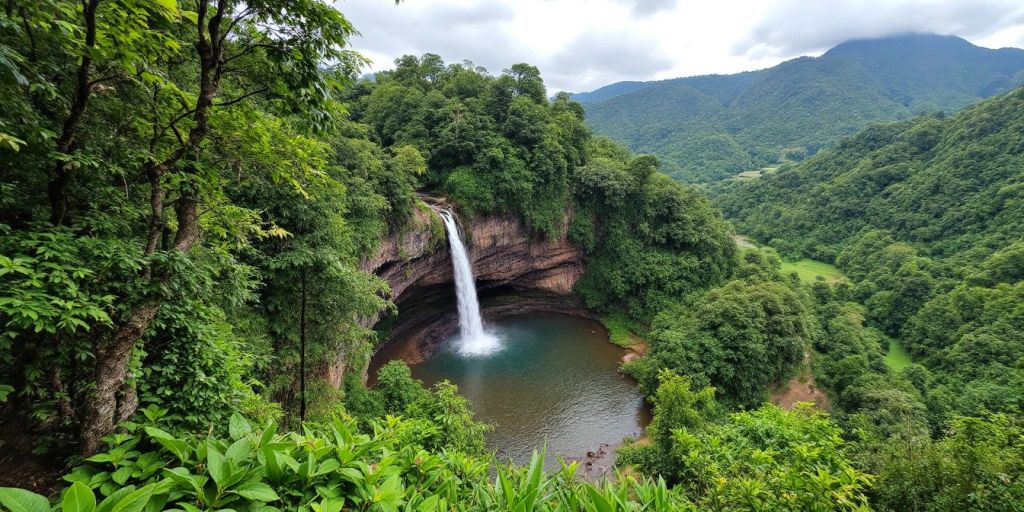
372, 313, 648, 467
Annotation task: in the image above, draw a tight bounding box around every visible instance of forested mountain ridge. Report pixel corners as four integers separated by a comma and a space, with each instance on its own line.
576, 34, 1024, 182
2, 2, 1023, 511
704, 84, 1024, 511
714, 84, 1024, 265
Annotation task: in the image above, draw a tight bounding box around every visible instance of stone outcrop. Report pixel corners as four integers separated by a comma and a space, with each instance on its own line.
361, 206, 585, 304
349, 204, 588, 377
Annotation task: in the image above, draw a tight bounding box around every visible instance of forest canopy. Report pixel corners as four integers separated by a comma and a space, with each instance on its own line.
2, 2, 1023, 511
0, 0, 735, 461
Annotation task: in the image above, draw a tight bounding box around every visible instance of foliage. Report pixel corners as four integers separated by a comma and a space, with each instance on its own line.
0, 0, 391, 450
714, 85, 1024, 429
853, 415, 1024, 511
348, 54, 739, 321
716, 85, 1024, 265
620, 375, 872, 511
572, 146, 736, 319
627, 278, 813, 407
350, 55, 587, 238
0, 411, 730, 512
345, 361, 492, 456
598, 312, 645, 348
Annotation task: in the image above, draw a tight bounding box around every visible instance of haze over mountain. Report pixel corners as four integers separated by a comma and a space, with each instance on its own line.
575, 34, 1024, 182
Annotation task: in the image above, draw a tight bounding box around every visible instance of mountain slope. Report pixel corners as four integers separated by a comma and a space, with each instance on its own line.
713, 85, 1024, 264
578, 34, 1024, 183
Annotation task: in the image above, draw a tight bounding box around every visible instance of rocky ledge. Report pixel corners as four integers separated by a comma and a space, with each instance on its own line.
326, 204, 588, 385
361, 205, 584, 302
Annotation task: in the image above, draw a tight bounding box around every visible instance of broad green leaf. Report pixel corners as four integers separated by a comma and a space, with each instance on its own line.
233, 482, 279, 502
0, 487, 50, 512
106, 485, 153, 512
111, 467, 132, 485
229, 413, 251, 440
142, 427, 173, 441
586, 486, 614, 512
206, 443, 228, 489
415, 495, 438, 512
95, 486, 134, 512
62, 482, 96, 512
225, 438, 252, 462
262, 446, 283, 483
152, 0, 177, 16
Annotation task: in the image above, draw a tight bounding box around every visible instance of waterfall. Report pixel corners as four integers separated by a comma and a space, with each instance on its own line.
438, 209, 500, 355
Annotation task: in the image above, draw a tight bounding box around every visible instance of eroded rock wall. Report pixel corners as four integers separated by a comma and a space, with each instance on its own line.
324, 206, 587, 386
360, 206, 585, 303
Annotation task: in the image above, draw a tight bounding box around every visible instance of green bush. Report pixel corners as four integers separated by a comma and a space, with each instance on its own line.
0, 411, 701, 512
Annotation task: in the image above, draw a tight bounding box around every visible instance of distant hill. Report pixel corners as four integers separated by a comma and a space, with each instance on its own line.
712, 84, 1024, 264
576, 34, 1024, 183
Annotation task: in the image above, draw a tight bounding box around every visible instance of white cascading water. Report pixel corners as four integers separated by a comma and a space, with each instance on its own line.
438, 209, 500, 355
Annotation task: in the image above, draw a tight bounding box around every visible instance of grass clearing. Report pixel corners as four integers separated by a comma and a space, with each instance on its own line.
733, 235, 757, 249
780, 258, 846, 284
600, 311, 647, 349
884, 339, 913, 371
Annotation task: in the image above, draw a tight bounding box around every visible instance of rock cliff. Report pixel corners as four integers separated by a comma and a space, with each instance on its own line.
362, 206, 585, 302
345, 204, 588, 380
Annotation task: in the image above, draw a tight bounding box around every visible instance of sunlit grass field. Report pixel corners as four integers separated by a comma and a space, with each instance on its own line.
884, 339, 913, 371
780, 258, 847, 284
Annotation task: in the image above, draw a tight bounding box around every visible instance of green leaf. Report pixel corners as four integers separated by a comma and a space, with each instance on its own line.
142, 426, 172, 441
206, 443, 228, 489
0, 487, 50, 512
179, 10, 199, 24
262, 447, 283, 484
233, 482, 279, 502
145, 427, 189, 462
586, 486, 614, 512
111, 467, 132, 485
62, 483, 96, 512
415, 495, 438, 512
228, 413, 251, 440
225, 438, 252, 462
152, 0, 177, 16
106, 485, 153, 512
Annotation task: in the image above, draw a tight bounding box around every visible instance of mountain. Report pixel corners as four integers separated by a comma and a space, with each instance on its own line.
576, 34, 1024, 183
712, 84, 1024, 265
569, 80, 649, 103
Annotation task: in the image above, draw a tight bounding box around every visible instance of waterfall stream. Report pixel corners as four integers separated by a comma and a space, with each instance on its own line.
438, 209, 500, 355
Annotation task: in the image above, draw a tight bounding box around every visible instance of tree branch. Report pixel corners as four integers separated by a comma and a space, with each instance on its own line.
219, 5, 252, 45
88, 74, 120, 87
215, 87, 268, 108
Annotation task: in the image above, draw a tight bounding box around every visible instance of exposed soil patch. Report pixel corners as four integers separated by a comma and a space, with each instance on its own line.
769, 374, 831, 411
0, 410, 66, 496
620, 338, 648, 364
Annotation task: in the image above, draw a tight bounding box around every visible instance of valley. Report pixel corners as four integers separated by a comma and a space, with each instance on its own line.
576, 34, 1024, 183
0, 3, 1022, 511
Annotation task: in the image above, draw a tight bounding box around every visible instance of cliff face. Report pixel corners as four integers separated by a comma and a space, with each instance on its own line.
361, 206, 585, 303
342, 206, 587, 380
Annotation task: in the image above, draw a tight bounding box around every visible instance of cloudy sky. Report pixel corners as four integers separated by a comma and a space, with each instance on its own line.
333, 0, 1024, 93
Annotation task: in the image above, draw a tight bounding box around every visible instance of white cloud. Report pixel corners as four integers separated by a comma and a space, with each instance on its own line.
736, 0, 1024, 57
615, 0, 678, 16
333, 0, 1024, 93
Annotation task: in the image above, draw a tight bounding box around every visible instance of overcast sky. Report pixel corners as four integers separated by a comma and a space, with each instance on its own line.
333, 0, 1024, 93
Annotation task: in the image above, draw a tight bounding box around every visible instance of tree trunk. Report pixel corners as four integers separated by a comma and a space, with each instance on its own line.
142, 165, 166, 258
80, 302, 160, 454
299, 268, 307, 423
77, 0, 235, 454
49, 0, 100, 225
